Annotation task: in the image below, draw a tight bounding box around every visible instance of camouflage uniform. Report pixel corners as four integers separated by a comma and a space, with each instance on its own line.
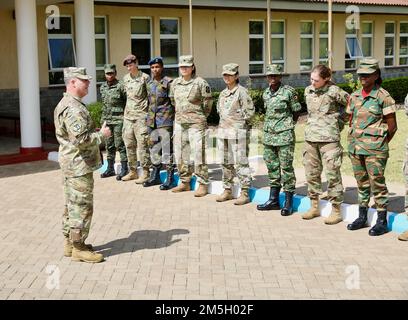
404, 93, 408, 211
304, 83, 349, 205
100, 78, 127, 162
122, 70, 151, 169
263, 83, 302, 192
347, 86, 396, 210
217, 82, 255, 191
55, 71, 103, 243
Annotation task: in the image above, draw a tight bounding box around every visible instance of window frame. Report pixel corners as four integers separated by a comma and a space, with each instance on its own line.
345, 25, 363, 70
248, 19, 265, 75
399, 21, 408, 66
95, 16, 109, 84
300, 20, 314, 72
361, 21, 373, 58
385, 21, 396, 67
159, 17, 180, 73
270, 19, 286, 72
130, 16, 153, 72
318, 20, 329, 65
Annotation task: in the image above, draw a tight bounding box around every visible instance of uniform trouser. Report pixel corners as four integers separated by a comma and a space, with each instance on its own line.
148, 126, 174, 167
264, 144, 296, 193
122, 118, 151, 169
62, 172, 94, 242
404, 138, 408, 210
349, 153, 389, 210
105, 122, 127, 162
303, 141, 344, 205
173, 122, 209, 184
218, 132, 251, 190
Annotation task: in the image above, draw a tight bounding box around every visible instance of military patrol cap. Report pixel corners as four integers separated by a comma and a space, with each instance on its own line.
178, 55, 194, 67
266, 64, 282, 76
63, 67, 92, 81
104, 64, 116, 73
123, 54, 137, 66
148, 57, 164, 66
357, 58, 380, 75
222, 63, 239, 75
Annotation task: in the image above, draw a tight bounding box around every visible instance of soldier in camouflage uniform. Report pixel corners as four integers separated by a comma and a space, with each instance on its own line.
99, 64, 128, 181
216, 63, 255, 205
346, 59, 397, 237
170, 55, 213, 197
257, 64, 302, 216
121, 54, 151, 184
143, 57, 175, 190
54, 67, 111, 263
399, 93, 408, 241
302, 65, 350, 225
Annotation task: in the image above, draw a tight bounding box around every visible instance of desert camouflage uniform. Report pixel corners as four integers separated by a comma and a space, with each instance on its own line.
347, 86, 396, 210
170, 76, 213, 184
304, 83, 349, 205
263, 84, 302, 193
217, 84, 255, 190
405, 93, 408, 210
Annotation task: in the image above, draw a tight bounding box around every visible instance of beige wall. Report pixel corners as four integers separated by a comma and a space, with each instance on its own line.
0, 4, 407, 90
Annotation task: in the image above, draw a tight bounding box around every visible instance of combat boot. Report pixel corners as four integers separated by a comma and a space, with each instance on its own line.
160, 166, 175, 190
216, 189, 233, 202
324, 203, 343, 225
63, 237, 93, 257
116, 161, 129, 181
172, 181, 191, 193
100, 159, 115, 178
257, 187, 280, 211
121, 167, 138, 181
143, 165, 162, 187
194, 184, 208, 197
347, 206, 368, 230
302, 198, 320, 220
281, 191, 294, 216
71, 242, 104, 263
135, 167, 150, 184
234, 189, 250, 205
369, 210, 388, 236
398, 230, 408, 241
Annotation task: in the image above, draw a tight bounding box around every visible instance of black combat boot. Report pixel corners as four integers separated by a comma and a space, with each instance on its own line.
116, 161, 129, 181
101, 159, 115, 178
281, 191, 294, 216
143, 165, 162, 187
347, 206, 368, 231
369, 210, 388, 236
257, 187, 281, 211
160, 166, 175, 190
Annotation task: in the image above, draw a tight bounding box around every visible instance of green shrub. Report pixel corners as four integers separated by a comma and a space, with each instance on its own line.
87, 102, 103, 128
382, 77, 408, 103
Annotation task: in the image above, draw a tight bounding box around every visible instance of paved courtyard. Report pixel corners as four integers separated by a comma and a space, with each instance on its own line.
0, 160, 408, 300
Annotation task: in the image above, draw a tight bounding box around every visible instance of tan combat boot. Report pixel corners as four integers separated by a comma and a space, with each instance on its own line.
234, 189, 250, 206
216, 189, 233, 202
135, 167, 150, 184
71, 242, 104, 263
121, 167, 138, 181
64, 237, 93, 257
172, 181, 191, 193
324, 203, 343, 225
302, 198, 320, 220
398, 230, 408, 241
194, 184, 208, 197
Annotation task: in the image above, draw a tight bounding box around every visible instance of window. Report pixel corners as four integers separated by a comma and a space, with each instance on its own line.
319, 21, 329, 65
400, 22, 408, 66
95, 17, 108, 83
345, 25, 363, 70
271, 20, 285, 71
160, 18, 179, 78
131, 17, 152, 73
361, 22, 373, 58
385, 22, 395, 67
48, 16, 76, 85
249, 20, 264, 75
300, 21, 314, 72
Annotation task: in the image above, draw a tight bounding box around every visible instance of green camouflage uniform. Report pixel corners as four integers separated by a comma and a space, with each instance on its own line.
55, 89, 103, 243
304, 83, 349, 205
405, 93, 408, 210
146, 76, 174, 166
122, 70, 151, 169
170, 75, 213, 185
263, 84, 302, 192
347, 86, 396, 210
100, 79, 127, 162
217, 83, 255, 190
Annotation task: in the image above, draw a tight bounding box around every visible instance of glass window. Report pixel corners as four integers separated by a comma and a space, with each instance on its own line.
95, 17, 108, 83
300, 21, 313, 72
319, 21, 329, 65
271, 20, 285, 71
345, 23, 362, 70
362, 22, 373, 58
160, 18, 179, 70
385, 22, 395, 67
131, 18, 152, 71
400, 22, 408, 66
249, 20, 264, 75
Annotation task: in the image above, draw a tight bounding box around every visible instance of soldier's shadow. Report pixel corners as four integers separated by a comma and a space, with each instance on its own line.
93, 229, 190, 257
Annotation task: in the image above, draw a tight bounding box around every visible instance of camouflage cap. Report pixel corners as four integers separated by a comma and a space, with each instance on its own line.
63, 67, 92, 81
266, 64, 282, 76
222, 63, 239, 75
123, 54, 137, 66
104, 64, 116, 73
357, 58, 380, 75
178, 55, 194, 67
